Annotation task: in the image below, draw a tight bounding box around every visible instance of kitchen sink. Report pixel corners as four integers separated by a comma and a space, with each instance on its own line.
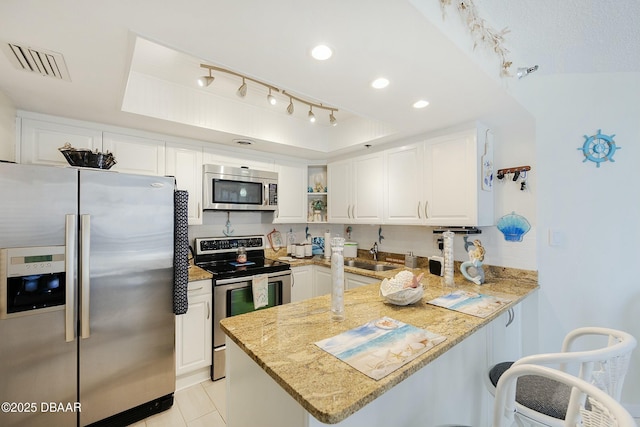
344, 260, 400, 272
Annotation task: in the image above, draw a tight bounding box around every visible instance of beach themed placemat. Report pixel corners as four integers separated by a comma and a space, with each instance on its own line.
427, 290, 512, 318
315, 317, 446, 380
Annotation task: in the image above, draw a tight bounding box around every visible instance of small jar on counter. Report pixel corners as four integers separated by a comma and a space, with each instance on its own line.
236, 247, 247, 264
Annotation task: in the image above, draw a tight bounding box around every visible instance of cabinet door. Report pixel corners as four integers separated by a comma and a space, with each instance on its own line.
352, 153, 384, 223
312, 266, 332, 297
423, 131, 477, 226
291, 266, 313, 302
345, 272, 378, 290
166, 142, 203, 225
384, 144, 424, 224
175, 289, 212, 377
103, 132, 165, 176
327, 160, 352, 222
20, 119, 102, 166
274, 162, 307, 223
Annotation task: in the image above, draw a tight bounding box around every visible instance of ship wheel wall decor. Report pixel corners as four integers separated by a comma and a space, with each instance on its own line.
577, 129, 621, 167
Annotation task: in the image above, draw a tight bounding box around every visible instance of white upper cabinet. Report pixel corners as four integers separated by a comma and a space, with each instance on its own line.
20, 119, 102, 166
327, 159, 352, 222
166, 142, 203, 225
422, 126, 493, 226
328, 153, 384, 224
383, 144, 425, 225
274, 160, 307, 223
102, 132, 166, 176
352, 153, 384, 223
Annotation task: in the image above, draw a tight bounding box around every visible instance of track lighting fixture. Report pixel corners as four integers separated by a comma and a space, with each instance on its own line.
198, 64, 338, 125
237, 78, 247, 97
197, 68, 214, 87
516, 65, 539, 79
267, 88, 277, 105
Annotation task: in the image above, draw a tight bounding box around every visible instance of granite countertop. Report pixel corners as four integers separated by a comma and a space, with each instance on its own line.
188, 262, 213, 282
220, 262, 538, 424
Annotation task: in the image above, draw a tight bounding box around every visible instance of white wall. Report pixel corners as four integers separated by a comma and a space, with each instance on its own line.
513, 72, 640, 410
0, 90, 16, 161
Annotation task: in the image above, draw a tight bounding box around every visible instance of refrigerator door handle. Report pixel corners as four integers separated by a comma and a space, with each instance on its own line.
80, 214, 91, 339
65, 214, 76, 342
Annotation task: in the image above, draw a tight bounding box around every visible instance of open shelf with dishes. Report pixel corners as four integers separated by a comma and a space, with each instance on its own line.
307, 165, 327, 223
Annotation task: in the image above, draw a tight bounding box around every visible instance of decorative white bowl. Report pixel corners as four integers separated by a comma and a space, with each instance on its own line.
380, 276, 424, 306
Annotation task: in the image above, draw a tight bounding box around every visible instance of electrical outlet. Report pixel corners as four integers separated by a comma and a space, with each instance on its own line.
435, 237, 443, 251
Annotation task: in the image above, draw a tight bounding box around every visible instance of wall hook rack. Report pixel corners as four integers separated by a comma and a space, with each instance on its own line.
496, 166, 531, 190
496, 165, 531, 179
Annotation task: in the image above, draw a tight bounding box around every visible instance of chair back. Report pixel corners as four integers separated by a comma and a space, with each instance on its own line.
493, 364, 637, 427
514, 327, 637, 400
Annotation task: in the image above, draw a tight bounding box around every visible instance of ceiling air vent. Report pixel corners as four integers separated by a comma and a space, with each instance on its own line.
2, 42, 71, 82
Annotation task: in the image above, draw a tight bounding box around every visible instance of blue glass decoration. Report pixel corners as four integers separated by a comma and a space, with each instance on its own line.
496, 211, 530, 242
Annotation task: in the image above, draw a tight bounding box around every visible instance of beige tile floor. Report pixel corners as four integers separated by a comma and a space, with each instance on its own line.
126, 378, 640, 426
130, 379, 226, 427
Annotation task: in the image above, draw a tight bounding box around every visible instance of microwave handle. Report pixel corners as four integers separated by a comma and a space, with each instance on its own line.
264, 184, 268, 206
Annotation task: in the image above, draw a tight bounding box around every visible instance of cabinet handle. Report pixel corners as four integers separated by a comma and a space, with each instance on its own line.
417, 201, 421, 219
505, 308, 515, 327
206, 301, 211, 320
424, 201, 429, 219
351, 205, 355, 219
291, 273, 295, 287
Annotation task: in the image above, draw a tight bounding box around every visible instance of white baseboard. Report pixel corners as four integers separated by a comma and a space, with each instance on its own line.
176, 366, 211, 391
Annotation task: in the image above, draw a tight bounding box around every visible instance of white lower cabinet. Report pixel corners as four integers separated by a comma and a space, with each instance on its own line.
304, 265, 380, 297
175, 279, 212, 390
291, 265, 313, 302
312, 266, 332, 297
345, 272, 378, 290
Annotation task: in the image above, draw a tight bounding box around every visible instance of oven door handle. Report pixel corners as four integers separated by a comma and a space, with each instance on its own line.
214, 270, 292, 286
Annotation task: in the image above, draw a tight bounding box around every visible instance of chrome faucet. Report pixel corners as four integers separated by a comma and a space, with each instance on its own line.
370, 242, 378, 261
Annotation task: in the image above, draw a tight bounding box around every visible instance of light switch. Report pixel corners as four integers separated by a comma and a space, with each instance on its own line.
548, 229, 563, 246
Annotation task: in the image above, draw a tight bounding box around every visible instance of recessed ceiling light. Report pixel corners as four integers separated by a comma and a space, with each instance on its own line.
413, 100, 430, 109
311, 44, 333, 61
371, 78, 389, 89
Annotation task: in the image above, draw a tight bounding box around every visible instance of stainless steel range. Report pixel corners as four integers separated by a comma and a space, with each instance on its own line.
194, 235, 291, 381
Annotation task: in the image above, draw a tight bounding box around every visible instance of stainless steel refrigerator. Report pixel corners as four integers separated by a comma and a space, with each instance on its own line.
0, 162, 175, 426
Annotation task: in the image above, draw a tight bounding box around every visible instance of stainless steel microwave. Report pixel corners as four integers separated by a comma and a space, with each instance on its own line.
203, 164, 278, 211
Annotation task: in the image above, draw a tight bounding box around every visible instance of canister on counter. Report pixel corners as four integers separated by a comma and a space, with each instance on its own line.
405, 251, 417, 268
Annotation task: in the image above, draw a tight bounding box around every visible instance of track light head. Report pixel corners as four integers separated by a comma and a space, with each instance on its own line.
308, 106, 316, 123
516, 65, 539, 79
329, 111, 337, 126
286, 98, 294, 115
237, 78, 247, 97
197, 69, 214, 87
267, 88, 277, 105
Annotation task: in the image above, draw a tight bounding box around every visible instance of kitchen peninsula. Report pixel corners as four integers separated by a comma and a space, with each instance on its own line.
220, 265, 538, 426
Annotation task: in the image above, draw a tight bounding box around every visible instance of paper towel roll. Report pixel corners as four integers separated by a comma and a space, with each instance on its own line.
324, 231, 331, 258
